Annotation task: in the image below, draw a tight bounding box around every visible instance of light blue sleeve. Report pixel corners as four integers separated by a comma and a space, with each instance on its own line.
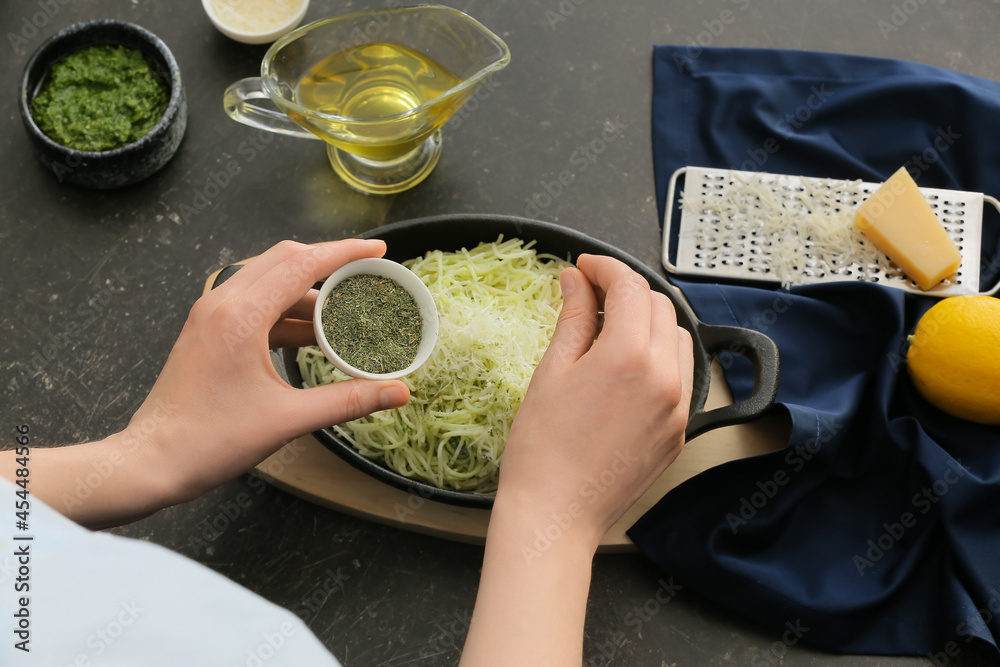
0, 477, 342, 667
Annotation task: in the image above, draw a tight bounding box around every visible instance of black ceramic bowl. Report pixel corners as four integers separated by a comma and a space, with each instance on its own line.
214, 215, 781, 508
19, 19, 187, 189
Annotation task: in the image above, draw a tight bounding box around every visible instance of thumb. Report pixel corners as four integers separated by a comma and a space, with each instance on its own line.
536, 267, 599, 375
289, 379, 410, 433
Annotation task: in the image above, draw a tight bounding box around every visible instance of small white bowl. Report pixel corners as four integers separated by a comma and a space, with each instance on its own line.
201, 0, 309, 45
314, 258, 439, 380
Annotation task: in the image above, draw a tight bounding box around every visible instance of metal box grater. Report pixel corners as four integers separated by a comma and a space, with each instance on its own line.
661, 166, 1000, 296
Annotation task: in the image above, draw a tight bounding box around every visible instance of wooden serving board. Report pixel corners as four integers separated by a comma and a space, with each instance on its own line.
203, 267, 789, 552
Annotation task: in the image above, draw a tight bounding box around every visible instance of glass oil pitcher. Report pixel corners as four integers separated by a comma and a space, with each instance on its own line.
224, 5, 510, 195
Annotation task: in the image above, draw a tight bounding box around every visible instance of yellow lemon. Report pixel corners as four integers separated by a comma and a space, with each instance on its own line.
906, 295, 1000, 425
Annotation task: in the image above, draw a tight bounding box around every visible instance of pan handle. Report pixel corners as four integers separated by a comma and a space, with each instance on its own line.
685, 323, 780, 441
212, 264, 243, 288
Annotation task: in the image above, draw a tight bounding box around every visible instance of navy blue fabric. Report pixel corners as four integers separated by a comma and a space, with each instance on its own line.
628, 46, 1000, 658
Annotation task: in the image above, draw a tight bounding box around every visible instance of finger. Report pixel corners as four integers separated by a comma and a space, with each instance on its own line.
650, 290, 696, 414
246, 239, 387, 317
219, 240, 386, 336
576, 254, 652, 350
268, 320, 316, 349
280, 379, 411, 433
269, 290, 321, 348
282, 290, 318, 321
676, 325, 695, 416
205, 240, 312, 303
649, 290, 680, 360
534, 267, 599, 376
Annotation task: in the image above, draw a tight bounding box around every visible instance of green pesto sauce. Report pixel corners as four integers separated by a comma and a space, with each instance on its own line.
31, 45, 169, 153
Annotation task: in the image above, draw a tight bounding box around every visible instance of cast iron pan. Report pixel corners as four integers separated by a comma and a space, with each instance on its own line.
213, 214, 780, 509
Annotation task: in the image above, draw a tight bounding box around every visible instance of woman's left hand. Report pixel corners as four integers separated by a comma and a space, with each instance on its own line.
5, 240, 410, 527
131, 239, 411, 507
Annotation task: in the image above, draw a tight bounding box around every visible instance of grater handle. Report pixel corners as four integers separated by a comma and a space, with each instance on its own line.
685, 323, 780, 440
982, 195, 1000, 297
661, 167, 688, 273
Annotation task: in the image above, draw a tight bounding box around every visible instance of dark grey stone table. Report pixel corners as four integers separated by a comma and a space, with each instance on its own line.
3, 0, 998, 664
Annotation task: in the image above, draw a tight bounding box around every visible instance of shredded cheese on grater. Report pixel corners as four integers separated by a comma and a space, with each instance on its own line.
679, 172, 884, 288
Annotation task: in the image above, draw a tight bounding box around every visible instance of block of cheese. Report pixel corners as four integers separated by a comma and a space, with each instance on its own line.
854, 167, 962, 291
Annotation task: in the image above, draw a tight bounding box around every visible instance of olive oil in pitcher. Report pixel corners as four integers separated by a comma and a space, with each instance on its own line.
223, 6, 510, 193
293, 43, 462, 160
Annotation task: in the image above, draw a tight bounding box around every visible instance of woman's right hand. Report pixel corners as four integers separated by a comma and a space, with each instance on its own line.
499, 252, 695, 551
461, 253, 694, 667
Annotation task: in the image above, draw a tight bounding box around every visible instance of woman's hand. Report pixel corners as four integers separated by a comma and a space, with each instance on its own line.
5, 240, 410, 528
501, 253, 695, 549
462, 253, 694, 666
131, 239, 410, 508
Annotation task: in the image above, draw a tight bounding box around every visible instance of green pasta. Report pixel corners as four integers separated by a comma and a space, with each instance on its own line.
298, 237, 570, 494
